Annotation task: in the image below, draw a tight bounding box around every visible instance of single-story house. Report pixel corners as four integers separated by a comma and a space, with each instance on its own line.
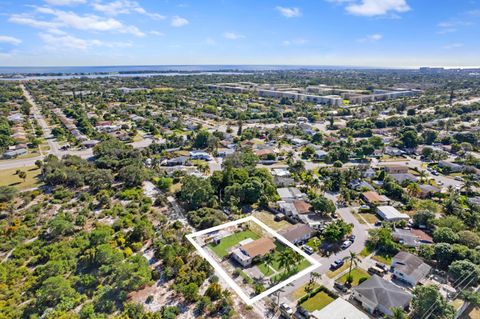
392, 252, 431, 286
3, 148, 27, 159
314, 149, 328, 160
385, 146, 405, 156
277, 187, 305, 201
393, 228, 433, 247
231, 237, 276, 267
438, 160, 463, 173
352, 275, 412, 317
351, 180, 375, 191
362, 191, 390, 206
311, 298, 369, 319
376, 206, 410, 222
418, 184, 441, 198
189, 150, 212, 161
278, 224, 315, 244
162, 156, 189, 166
274, 175, 296, 187
363, 168, 376, 178
390, 173, 418, 183
383, 165, 409, 174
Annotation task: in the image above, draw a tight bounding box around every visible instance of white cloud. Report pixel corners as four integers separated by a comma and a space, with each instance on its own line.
91, 0, 165, 20
44, 0, 87, 5
223, 32, 245, 40
150, 30, 164, 36
437, 20, 472, 34
171, 16, 189, 27
0, 35, 22, 45
9, 14, 62, 30
332, 0, 410, 16
33, 7, 145, 36
282, 38, 307, 45
357, 33, 383, 42
39, 32, 131, 50
276, 6, 301, 18
443, 43, 463, 49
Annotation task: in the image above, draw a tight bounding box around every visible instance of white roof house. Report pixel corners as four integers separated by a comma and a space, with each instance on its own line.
377, 206, 410, 222
311, 298, 369, 319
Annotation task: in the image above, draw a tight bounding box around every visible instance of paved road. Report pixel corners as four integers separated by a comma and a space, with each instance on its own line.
279, 204, 369, 306
21, 84, 62, 157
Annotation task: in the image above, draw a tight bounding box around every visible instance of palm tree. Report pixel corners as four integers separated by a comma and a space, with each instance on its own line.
263, 253, 275, 275
344, 251, 361, 285
390, 307, 408, 319
277, 250, 292, 273
418, 170, 427, 183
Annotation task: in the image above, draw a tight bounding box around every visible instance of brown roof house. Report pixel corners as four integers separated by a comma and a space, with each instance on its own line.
362, 191, 390, 206
383, 165, 409, 174
231, 237, 276, 267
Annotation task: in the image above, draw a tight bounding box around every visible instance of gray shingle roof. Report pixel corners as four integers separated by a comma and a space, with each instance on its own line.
353, 275, 412, 309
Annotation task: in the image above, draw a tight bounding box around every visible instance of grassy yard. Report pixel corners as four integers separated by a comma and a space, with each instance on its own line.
0, 166, 41, 190
253, 211, 291, 231
208, 230, 260, 258
337, 268, 370, 287
361, 213, 378, 224
291, 282, 321, 300
326, 261, 351, 279
271, 259, 311, 283
360, 247, 393, 265
299, 291, 334, 312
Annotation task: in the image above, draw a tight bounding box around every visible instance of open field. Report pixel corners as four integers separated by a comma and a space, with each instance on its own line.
0, 166, 41, 190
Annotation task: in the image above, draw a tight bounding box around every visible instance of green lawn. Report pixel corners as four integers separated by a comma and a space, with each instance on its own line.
208, 230, 260, 258
257, 243, 286, 276
360, 247, 393, 265
272, 259, 311, 283
291, 283, 321, 300
327, 261, 351, 278
300, 292, 334, 312
0, 166, 41, 190
337, 268, 370, 287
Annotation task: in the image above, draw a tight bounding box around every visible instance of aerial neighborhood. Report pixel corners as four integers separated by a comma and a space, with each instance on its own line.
1, 67, 480, 319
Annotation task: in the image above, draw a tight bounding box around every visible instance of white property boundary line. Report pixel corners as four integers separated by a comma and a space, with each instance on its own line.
186, 216, 321, 305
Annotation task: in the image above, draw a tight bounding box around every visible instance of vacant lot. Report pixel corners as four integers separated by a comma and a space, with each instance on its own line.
299, 291, 334, 312
337, 268, 370, 287
0, 166, 41, 190
253, 211, 291, 231
208, 230, 260, 258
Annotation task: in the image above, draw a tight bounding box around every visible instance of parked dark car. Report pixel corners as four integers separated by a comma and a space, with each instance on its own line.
330, 259, 344, 270
334, 282, 348, 292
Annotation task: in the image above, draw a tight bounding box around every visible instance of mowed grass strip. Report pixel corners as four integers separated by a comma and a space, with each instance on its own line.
207, 230, 260, 258
0, 166, 41, 190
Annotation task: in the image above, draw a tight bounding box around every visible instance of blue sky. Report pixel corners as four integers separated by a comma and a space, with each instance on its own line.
0, 0, 479, 67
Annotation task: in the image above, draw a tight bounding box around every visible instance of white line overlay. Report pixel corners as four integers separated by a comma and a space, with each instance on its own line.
186, 216, 321, 305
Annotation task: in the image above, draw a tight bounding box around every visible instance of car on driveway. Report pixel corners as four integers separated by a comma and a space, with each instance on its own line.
334, 281, 349, 292
280, 303, 294, 318
302, 245, 314, 255
341, 240, 353, 249
330, 258, 344, 270
348, 235, 356, 242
